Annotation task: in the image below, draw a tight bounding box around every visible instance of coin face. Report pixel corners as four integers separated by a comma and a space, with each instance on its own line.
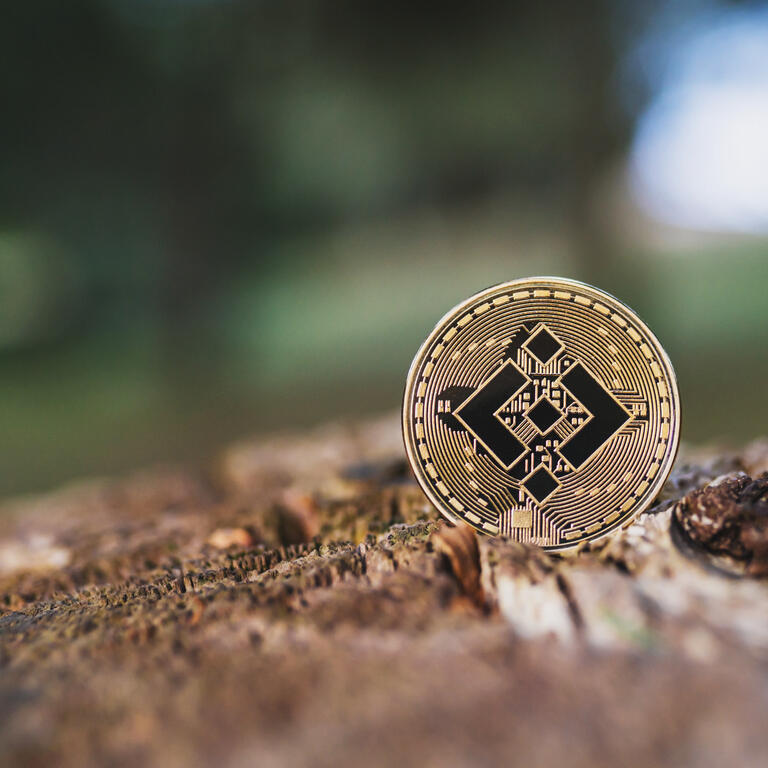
402, 277, 680, 550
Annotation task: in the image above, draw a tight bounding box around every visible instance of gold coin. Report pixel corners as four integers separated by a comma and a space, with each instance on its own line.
402, 277, 680, 550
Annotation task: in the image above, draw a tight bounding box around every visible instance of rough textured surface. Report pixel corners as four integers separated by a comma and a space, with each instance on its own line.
1, 413, 768, 767
673, 471, 768, 577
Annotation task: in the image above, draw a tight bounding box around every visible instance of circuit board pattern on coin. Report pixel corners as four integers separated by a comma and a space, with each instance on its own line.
402, 277, 680, 550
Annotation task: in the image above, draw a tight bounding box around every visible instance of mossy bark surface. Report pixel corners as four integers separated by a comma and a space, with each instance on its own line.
1, 414, 767, 767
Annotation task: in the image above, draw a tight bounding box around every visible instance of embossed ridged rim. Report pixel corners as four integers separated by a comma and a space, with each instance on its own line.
402, 276, 681, 551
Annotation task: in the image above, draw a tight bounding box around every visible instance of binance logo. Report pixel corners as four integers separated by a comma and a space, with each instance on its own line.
449, 323, 631, 505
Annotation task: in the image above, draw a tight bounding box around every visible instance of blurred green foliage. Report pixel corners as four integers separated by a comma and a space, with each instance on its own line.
0, 0, 765, 496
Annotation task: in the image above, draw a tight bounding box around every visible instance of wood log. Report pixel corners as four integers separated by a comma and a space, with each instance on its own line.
0, 413, 767, 767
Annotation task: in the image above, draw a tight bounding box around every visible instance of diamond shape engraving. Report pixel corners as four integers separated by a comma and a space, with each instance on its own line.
525, 396, 563, 434
556, 362, 631, 469
522, 325, 563, 365
522, 465, 559, 503
454, 360, 531, 469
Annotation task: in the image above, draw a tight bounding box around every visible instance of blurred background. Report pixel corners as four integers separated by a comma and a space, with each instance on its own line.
1, 0, 767, 497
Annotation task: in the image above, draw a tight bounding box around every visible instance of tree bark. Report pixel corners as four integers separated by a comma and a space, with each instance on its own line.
1, 414, 767, 767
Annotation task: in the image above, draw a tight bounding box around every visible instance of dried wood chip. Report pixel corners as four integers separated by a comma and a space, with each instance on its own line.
206, 527, 254, 550
433, 523, 485, 608
673, 472, 768, 577
276, 490, 319, 545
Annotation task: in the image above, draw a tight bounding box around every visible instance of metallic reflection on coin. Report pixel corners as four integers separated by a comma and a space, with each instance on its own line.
402, 277, 680, 550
